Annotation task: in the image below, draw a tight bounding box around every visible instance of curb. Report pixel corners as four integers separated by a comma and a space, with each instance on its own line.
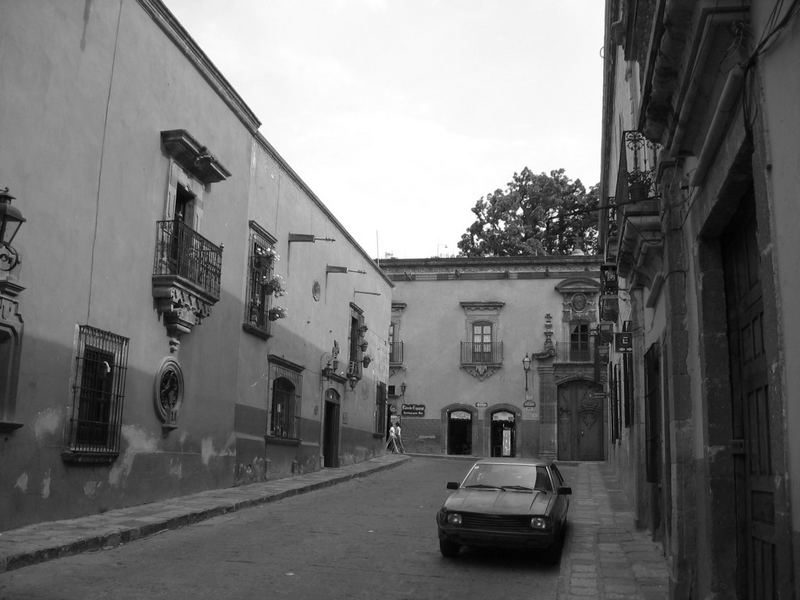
0, 454, 411, 574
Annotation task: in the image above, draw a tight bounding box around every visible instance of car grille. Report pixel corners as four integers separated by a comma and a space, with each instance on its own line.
461, 513, 532, 530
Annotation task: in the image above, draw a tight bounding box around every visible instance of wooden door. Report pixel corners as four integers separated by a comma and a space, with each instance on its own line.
323, 389, 340, 468
723, 195, 780, 598
557, 381, 603, 460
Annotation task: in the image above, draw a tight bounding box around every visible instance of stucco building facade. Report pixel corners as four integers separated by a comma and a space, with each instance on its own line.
381, 256, 603, 461
599, 0, 800, 597
0, 0, 391, 531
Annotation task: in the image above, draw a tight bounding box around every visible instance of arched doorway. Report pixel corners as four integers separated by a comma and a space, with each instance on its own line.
322, 388, 340, 467
557, 380, 603, 460
447, 410, 472, 455
490, 410, 516, 457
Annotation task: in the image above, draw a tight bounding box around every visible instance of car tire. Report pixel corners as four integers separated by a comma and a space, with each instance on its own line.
439, 539, 460, 558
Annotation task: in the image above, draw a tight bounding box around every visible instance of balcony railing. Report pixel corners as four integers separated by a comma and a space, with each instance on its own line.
555, 339, 596, 363
389, 341, 404, 365
154, 220, 222, 300
460, 341, 503, 365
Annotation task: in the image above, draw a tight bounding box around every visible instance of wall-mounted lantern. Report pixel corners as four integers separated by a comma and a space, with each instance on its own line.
400, 381, 407, 396
522, 353, 532, 391
0, 188, 25, 271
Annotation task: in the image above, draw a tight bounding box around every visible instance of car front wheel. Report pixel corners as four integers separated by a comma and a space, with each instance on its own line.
439, 538, 460, 558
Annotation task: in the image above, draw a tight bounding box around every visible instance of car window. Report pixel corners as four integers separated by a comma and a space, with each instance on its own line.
534, 466, 553, 491
551, 463, 565, 486
463, 464, 541, 489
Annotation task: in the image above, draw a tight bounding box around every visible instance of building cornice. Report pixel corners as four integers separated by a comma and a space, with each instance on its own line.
137, 0, 260, 133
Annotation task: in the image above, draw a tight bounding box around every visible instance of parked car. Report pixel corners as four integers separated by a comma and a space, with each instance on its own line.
436, 457, 571, 563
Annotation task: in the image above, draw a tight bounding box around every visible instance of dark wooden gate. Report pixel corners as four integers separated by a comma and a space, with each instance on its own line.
557, 381, 603, 460
723, 194, 780, 598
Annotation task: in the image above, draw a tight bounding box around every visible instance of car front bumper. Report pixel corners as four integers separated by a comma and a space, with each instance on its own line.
438, 526, 556, 550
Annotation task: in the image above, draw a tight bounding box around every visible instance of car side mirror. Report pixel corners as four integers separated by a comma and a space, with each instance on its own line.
446, 482, 459, 490
558, 486, 572, 495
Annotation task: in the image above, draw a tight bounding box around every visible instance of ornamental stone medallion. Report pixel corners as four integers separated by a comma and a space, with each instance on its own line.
154, 356, 184, 429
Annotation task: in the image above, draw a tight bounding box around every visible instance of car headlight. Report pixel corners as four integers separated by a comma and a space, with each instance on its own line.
530, 516, 550, 530
446, 513, 463, 526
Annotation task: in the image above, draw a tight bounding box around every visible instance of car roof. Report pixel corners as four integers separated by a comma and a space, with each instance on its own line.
470, 457, 552, 467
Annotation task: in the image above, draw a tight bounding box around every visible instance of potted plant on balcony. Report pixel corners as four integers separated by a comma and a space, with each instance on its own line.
253, 246, 280, 270
263, 274, 286, 296
268, 306, 288, 321
627, 167, 654, 203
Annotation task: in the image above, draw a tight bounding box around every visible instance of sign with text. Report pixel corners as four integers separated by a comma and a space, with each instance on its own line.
615, 332, 633, 352
401, 403, 426, 417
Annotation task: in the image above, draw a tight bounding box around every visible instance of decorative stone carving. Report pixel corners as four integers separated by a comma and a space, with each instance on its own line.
154, 357, 184, 430
463, 364, 501, 381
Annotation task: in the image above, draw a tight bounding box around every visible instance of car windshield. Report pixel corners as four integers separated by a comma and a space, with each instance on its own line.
462, 464, 553, 492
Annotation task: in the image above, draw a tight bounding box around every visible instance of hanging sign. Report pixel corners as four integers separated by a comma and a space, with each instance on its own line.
401, 403, 425, 417
615, 332, 633, 352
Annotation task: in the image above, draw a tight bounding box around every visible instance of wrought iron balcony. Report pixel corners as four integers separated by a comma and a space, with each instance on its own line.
152, 220, 223, 347
389, 341, 404, 365
154, 220, 222, 299
555, 339, 596, 363
460, 341, 503, 365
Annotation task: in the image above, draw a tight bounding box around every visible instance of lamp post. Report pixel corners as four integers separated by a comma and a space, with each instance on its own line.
522, 353, 531, 391
0, 188, 25, 271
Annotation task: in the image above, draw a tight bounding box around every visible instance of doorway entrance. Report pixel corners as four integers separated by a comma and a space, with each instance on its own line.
557, 380, 603, 460
447, 410, 472, 455
490, 410, 515, 457
722, 193, 782, 598
322, 388, 340, 468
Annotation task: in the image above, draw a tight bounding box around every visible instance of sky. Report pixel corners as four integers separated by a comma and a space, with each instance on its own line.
164, 0, 606, 259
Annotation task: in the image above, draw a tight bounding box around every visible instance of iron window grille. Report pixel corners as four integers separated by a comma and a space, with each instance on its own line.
270, 377, 296, 438
63, 326, 129, 462
244, 222, 277, 336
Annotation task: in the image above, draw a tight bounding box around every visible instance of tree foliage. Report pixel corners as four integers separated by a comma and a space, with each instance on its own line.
457, 168, 599, 257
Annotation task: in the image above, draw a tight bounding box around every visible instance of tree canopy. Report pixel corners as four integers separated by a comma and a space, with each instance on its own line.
457, 168, 599, 257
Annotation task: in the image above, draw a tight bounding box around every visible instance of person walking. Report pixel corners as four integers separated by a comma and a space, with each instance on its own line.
395, 422, 405, 453
387, 423, 399, 453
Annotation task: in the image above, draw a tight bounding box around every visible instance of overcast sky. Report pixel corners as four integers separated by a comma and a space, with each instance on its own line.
164, 0, 605, 259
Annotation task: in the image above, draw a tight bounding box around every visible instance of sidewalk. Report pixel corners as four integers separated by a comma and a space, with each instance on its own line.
0, 453, 410, 574
557, 461, 670, 599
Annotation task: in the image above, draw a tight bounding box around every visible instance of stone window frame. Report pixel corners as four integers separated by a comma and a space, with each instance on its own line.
266, 355, 304, 443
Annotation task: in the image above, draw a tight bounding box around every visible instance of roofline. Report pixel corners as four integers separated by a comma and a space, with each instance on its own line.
140, 0, 393, 288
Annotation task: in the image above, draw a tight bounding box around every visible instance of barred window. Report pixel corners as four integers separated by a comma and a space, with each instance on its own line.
270, 377, 296, 438
244, 221, 277, 337
64, 326, 129, 463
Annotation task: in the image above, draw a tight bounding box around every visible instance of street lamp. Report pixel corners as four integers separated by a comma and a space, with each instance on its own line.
522, 353, 531, 391
0, 187, 25, 271
400, 382, 407, 396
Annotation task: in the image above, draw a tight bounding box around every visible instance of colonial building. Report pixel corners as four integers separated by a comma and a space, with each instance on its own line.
599, 0, 800, 597
381, 256, 602, 460
0, 0, 390, 531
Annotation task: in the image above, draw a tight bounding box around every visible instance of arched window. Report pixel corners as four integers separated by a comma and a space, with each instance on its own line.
270, 377, 296, 438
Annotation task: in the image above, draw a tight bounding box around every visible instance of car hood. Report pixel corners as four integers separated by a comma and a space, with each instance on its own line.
443, 489, 552, 515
